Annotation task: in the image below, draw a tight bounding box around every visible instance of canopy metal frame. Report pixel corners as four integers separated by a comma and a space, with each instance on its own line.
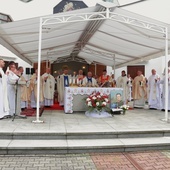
33, 7, 169, 123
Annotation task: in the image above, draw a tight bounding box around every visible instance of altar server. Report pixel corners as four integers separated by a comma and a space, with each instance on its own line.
42, 68, 55, 106
132, 70, 147, 108
0, 59, 9, 119
148, 69, 161, 110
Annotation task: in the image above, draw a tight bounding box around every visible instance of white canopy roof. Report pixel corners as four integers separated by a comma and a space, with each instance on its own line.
0, 3, 169, 68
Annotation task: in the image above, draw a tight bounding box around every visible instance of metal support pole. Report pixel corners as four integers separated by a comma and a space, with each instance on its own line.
163, 27, 169, 122
95, 63, 97, 75
113, 55, 116, 77
46, 59, 48, 68
32, 17, 43, 123
106, 8, 110, 19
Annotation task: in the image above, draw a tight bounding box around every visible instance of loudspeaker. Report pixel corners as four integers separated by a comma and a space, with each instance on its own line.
31, 68, 35, 75
25, 68, 30, 75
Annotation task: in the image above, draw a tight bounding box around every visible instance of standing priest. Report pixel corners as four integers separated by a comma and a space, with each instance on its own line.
42, 68, 55, 107
147, 69, 161, 110
116, 70, 129, 104
28, 69, 44, 108
0, 59, 9, 119
57, 66, 71, 106
132, 70, 147, 108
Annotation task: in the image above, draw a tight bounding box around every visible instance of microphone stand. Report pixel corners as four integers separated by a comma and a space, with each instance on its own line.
12, 79, 27, 121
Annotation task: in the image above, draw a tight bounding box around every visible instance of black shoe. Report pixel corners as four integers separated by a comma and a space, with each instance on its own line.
161, 109, 165, 111
149, 108, 157, 110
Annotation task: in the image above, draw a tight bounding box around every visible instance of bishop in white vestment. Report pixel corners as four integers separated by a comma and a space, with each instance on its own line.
0, 59, 9, 119
42, 68, 55, 106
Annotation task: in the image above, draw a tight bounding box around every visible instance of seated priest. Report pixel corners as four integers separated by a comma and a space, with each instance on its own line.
82, 71, 98, 87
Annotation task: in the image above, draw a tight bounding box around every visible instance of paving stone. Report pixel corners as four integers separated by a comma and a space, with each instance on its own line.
1, 151, 170, 169
90, 153, 136, 170
129, 151, 170, 170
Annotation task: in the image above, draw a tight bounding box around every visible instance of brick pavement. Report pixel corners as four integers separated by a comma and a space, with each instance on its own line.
0, 151, 170, 170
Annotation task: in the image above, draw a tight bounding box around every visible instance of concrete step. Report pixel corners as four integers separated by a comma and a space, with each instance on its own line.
0, 130, 170, 140
1, 137, 170, 155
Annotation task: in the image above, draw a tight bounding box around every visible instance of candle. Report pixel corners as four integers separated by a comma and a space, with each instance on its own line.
77, 79, 79, 85
73, 78, 75, 84
69, 78, 72, 85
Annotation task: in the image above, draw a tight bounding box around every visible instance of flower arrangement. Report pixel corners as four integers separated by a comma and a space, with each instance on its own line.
85, 91, 110, 112
119, 105, 129, 114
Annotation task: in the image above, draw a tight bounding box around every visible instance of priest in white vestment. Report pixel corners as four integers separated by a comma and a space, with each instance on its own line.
17, 66, 28, 110
42, 68, 55, 106
116, 70, 129, 104
158, 68, 170, 111
7, 63, 19, 116
148, 69, 161, 110
82, 71, 98, 87
0, 59, 10, 119
28, 69, 44, 108
57, 67, 71, 106
132, 71, 147, 108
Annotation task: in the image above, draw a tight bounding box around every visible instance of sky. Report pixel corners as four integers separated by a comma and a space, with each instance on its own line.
0, 0, 170, 24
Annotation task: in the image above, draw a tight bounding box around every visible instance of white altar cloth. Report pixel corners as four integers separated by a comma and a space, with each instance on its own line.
64, 87, 123, 113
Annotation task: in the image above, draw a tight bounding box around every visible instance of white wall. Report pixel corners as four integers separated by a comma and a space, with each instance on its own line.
145, 56, 165, 79
0, 45, 32, 77
107, 66, 127, 79
107, 56, 166, 79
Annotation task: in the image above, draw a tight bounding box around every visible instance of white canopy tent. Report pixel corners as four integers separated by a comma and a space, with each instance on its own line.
0, 2, 169, 122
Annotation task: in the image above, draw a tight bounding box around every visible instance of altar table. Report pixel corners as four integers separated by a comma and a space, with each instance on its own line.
64, 87, 123, 113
